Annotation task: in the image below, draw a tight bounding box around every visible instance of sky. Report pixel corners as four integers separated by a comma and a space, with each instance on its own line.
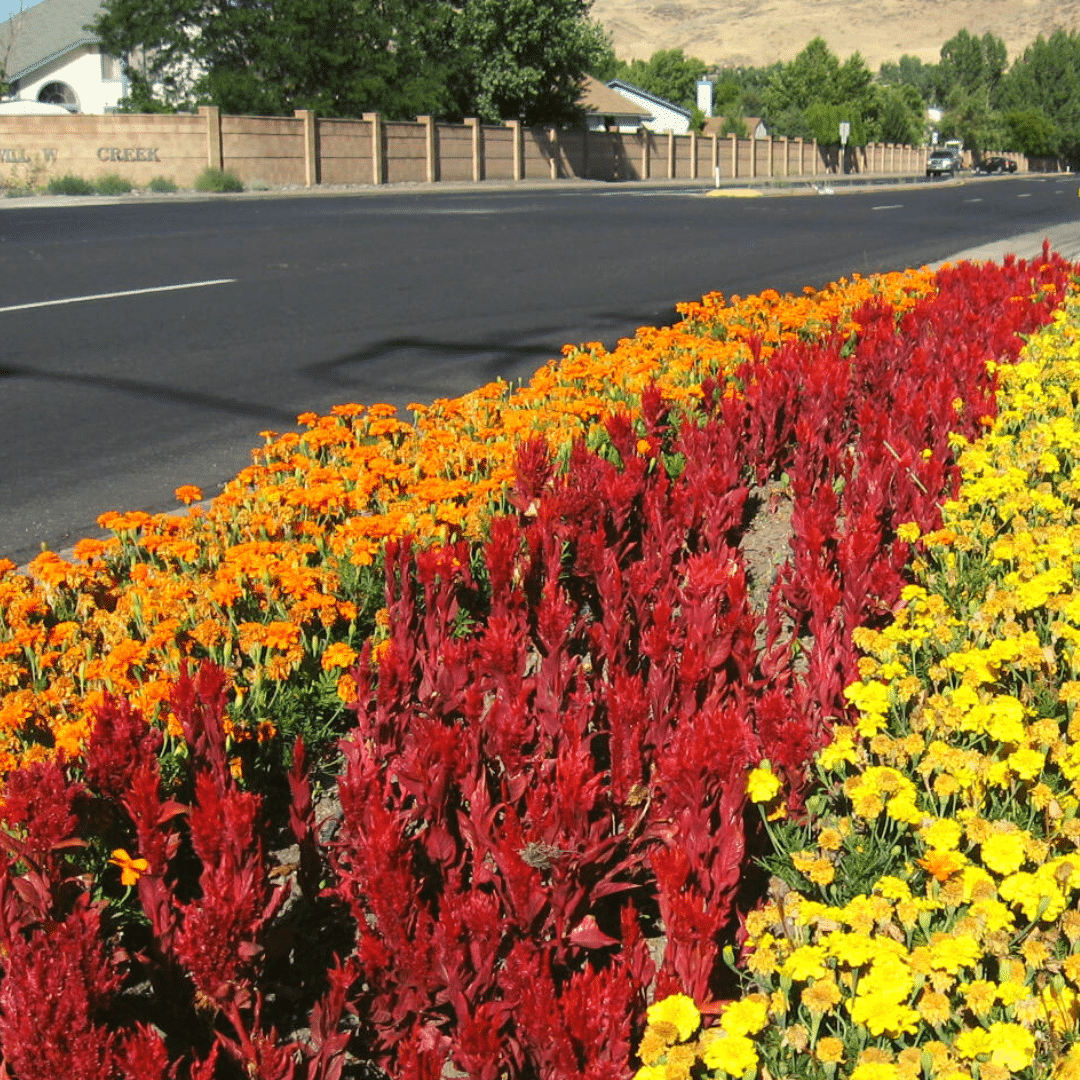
1, 0, 43, 24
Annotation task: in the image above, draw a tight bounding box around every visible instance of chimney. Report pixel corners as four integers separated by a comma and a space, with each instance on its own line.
696, 79, 713, 117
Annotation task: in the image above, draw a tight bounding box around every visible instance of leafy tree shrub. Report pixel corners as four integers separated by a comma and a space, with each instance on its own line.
47, 173, 96, 195
94, 172, 134, 195
193, 166, 243, 193
147, 174, 178, 193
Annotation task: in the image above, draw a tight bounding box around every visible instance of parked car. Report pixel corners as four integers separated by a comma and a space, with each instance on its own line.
926, 149, 963, 177
976, 156, 1018, 174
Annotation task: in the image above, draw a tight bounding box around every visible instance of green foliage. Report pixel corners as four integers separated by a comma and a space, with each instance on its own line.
872, 85, 925, 145
763, 38, 877, 144
610, 47, 709, 110
147, 175, 178, 193
94, 172, 134, 195
1004, 109, 1059, 157
93, 0, 605, 124
936, 28, 1007, 106
193, 166, 244, 193
877, 54, 937, 105
999, 30, 1080, 164
449, 0, 610, 124
94, 0, 456, 119
47, 173, 96, 195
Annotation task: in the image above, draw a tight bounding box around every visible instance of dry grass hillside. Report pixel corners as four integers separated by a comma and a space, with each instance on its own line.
591, 0, 1080, 71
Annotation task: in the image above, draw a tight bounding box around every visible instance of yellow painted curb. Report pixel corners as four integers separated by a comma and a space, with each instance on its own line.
705, 188, 764, 198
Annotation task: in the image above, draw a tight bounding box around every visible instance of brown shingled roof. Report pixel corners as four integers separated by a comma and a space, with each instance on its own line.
578, 74, 652, 118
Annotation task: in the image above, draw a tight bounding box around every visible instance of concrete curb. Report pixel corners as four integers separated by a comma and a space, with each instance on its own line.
0, 169, 1067, 209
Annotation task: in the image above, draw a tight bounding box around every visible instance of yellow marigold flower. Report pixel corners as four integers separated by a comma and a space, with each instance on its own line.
928, 934, 980, 975
633, 1067, 666, 1080
1054, 1043, 1080, 1080
896, 522, 921, 543
815, 1037, 845, 1064
782, 945, 829, 982
849, 995, 920, 1038
637, 1023, 679, 1066
999, 871, 1066, 921
920, 817, 963, 851
700, 1032, 758, 1077
110, 848, 149, 886
801, 976, 843, 1014
1007, 747, 1045, 781
818, 827, 843, 851
745, 762, 782, 803
1040, 983, 1080, 1034
980, 832, 1027, 876
646, 994, 700, 1043
961, 980, 998, 1017
984, 1022, 1036, 1071
819, 728, 859, 771
917, 989, 952, 1026
850, 1062, 899, 1080
720, 994, 769, 1037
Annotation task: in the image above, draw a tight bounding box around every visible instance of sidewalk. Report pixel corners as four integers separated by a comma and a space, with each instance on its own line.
936, 219, 1080, 266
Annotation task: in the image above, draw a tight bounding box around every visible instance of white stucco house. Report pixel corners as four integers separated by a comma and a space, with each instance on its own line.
605, 79, 694, 135
0, 0, 124, 114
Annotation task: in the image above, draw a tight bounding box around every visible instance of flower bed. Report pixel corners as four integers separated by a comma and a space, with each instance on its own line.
0, 270, 935, 774
0, 253, 1074, 1079
638, 292, 1080, 1080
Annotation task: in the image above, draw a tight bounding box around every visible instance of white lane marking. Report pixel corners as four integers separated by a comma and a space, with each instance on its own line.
872, 204, 903, 210
1017, 193, 1033, 198
0, 277, 237, 314
964, 197, 983, 202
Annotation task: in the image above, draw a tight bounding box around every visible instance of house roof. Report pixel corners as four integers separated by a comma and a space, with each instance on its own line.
606, 79, 693, 120
702, 116, 767, 137
579, 74, 651, 119
0, 0, 107, 83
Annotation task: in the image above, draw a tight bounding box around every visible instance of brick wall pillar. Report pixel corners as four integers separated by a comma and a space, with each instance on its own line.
505, 120, 523, 180
200, 105, 222, 170
363, 112, 383, 185
667, 130, 675, 178
417, 115, 437, 182
294, 109, 317, 187
464, 118, 482, 181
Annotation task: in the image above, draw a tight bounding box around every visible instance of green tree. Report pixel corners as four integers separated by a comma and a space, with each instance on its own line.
93, 0, 456, 117
93, 0, 606, 123
763, 38, 877, 144
999, 31, 1080, 163
449, 0, 609, 123
871, 84, 924, 144
1004, 108, 1058, 157
936, 29, 1007, 108
878, 54, 937, 105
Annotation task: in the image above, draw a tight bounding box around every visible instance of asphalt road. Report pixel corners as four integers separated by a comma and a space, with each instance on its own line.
0, 174, 1077, 564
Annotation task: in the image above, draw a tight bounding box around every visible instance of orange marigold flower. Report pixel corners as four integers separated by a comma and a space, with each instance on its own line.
110, 848, 149, 886
174, 485, 204, 506
264, 621, 301, 650
322, 643, 358, 671
917, 849, 966, 883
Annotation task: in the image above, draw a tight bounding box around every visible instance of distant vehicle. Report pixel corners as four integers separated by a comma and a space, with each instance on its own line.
926, 149, 963, 177
976, 156, 1018, 174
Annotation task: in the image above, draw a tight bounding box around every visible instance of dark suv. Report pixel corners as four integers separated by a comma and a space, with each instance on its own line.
926, 149, 962, 177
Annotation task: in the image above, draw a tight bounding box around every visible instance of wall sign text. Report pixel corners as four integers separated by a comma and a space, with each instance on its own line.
0, 148, 57, 163
97, 147, 161, 162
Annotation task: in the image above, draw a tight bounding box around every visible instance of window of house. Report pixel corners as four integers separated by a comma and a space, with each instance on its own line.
37, 82, 79, 111
101, 52, 123, 80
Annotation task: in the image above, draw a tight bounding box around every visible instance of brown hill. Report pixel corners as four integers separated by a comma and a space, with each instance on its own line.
591, 0, 1080, 71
